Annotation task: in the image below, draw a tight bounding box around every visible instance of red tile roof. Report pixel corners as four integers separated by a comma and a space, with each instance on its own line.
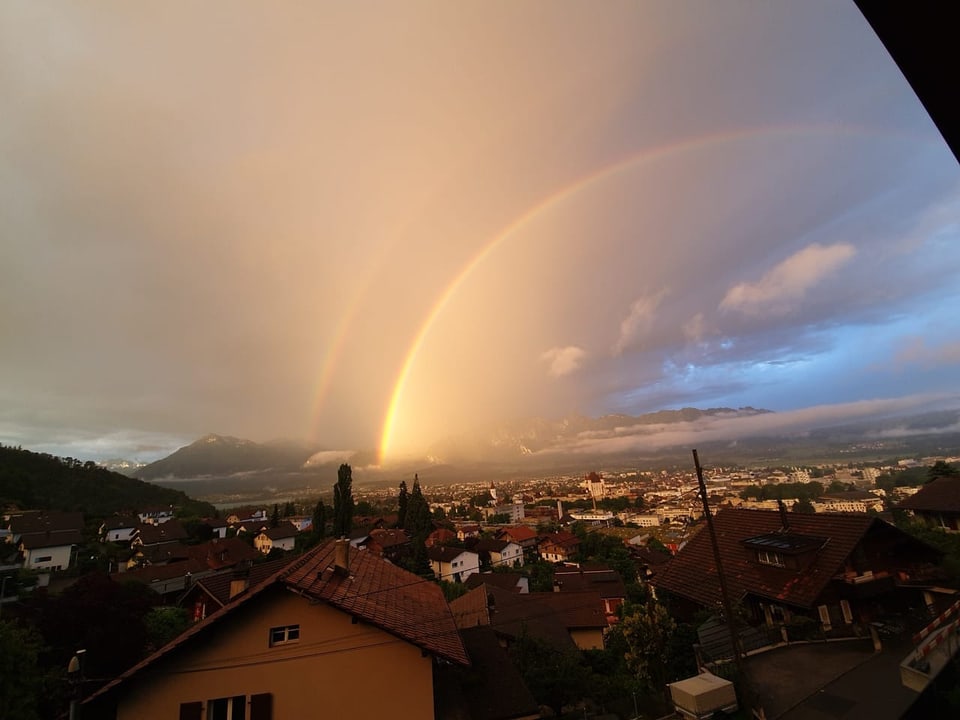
498, 525, 537, 542
283, 541, 469, 665
652, 509, 887, 610
85, 540, 469, 707
186, 556, 296, 608
451, 585, 605, 651
899, 476, 960, 513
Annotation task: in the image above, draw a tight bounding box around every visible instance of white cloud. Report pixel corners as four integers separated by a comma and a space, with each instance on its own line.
683, 313, 706, 343
536, 393, 958, 456
541, 346, 587, 378
613, 290, 667, 355
894, 336, 960, 369
720, 242, 856, 316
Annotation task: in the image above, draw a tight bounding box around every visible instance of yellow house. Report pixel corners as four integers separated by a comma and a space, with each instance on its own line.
84, 540, 469, 720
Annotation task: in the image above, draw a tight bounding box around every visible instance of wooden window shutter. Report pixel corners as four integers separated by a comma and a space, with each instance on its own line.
250, 693, 273, 720
179, 702, 202, 720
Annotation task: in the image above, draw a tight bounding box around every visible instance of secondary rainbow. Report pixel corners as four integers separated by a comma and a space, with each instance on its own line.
374, 123, 926, 462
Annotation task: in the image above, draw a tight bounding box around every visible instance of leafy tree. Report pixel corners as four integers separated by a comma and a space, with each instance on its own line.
354, 500, 375, 517
0, 620, 44, 720
620, 598, 676, 695
332, 464, 354, 538
397, 480, 409, 528
403, 475, 433, 573
509, 631, 591, 716
144, 607, 191, 652
312, 499, 327, 540
283, 501, 294, 517
929, 461, 959, 482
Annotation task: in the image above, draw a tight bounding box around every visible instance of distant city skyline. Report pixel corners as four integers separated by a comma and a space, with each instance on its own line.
2, 2, 958, 463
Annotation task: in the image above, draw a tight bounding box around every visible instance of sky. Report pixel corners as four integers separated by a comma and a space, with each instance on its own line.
1, 2, 958, 465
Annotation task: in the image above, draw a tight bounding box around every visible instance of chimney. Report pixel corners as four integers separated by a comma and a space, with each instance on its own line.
334, 538, 350, 576
228, 567, 249, 599
778, 499, 790, 531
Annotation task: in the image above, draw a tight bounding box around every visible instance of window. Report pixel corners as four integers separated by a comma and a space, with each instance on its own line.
269, 624, 300, 646
208, 695, 246, 720
34, 555, 53, 563
183, 694, 271, 720
179, 702, 202, 720
757, 550, 785, 567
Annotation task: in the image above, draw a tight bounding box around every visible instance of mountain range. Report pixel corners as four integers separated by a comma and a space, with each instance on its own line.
118, 405, 960, 500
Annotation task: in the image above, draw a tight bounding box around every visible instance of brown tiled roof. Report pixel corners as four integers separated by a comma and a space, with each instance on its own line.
186, 556, 296, 608
368, 528, 411, 548
540, 531, 579, 549
426, 528, 457, 547
134, 542, 190, 565
475, 538, 513, 554
136, 520, 188, 545
85, 540, 469, 707
184, 538, 259, 570
898, 476, 960, 513
554, 565, 626, 600
497, 525, 537, 543
465, 572, 526, 592
451, 585, 605, 651
651, 508, 905, 610
428, 545, 475, 564
283, 540, 469, 665
20, 529, 83, 549
116, 558, 210, 584
259, 521, 298, 540
434, 626, 540, 720
101, 515, 140, 531
10, 511, 84, 535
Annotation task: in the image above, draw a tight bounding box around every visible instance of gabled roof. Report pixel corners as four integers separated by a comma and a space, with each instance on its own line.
434, 626, 540, 720
367, 528, 411, 548
475, 538, 515, 554
540, 531, 579, 549
184, 537, 259, 570
135, 520, 188, 545
553, 564, 626, 600
258, 521, 299, 540
464, 572, 526, 593
20, 529, 83, 549
652, 508, 931, 610
451, 585, 605, 651
184, 556, 295, 609
10, 511, 84, 535
283, 541, 469, 665
899, 476, 960, 513
116, 558, 210, 584
101, 515, 140, 531
85, 540, 469, 706
428, 545, 476, 563
497, 525, 537, 542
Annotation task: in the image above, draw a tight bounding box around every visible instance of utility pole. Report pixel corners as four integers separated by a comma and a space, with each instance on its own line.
692, 449, 744, 679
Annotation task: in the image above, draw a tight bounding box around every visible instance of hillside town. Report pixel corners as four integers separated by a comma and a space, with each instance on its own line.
3, 450, 960, 719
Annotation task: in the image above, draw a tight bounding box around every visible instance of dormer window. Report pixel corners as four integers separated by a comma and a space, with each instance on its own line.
757, 550, 785, 567
742, 531, 827, 571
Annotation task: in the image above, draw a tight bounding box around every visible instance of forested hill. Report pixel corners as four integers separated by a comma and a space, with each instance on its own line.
0, 444, 215, 517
